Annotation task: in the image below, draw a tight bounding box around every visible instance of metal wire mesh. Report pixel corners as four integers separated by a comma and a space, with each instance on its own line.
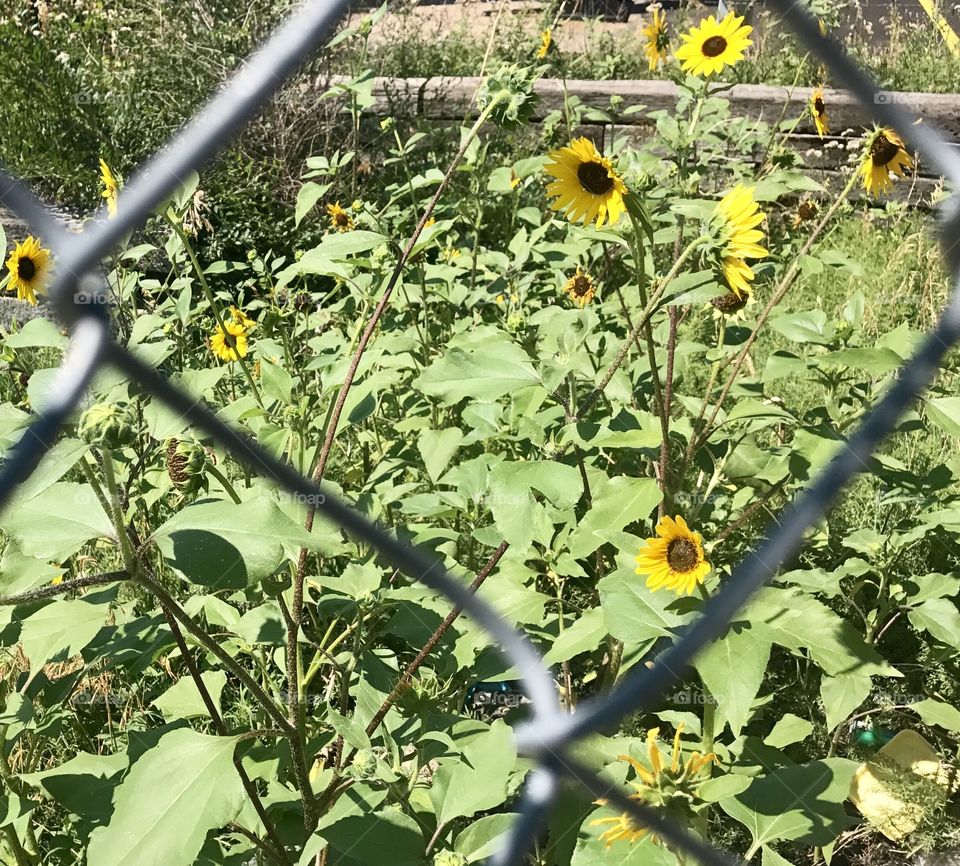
1, 1, 958, 863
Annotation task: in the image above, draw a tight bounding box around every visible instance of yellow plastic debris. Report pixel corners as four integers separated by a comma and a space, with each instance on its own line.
848, 729, 955, 841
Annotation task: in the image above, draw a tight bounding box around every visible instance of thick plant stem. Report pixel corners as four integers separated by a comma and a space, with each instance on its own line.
689, 169, 858, 459
94, 452, 292, 733
316, 541, 511, 813
160, 607, 292, 866
92, 451, 313, 827
285, 96, 505, 792
0, 572, 126, 606
165, 213, 264, 409
578, 235, 704, 419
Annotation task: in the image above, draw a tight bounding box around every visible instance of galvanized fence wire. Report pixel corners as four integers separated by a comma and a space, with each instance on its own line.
0, 0, 958, 863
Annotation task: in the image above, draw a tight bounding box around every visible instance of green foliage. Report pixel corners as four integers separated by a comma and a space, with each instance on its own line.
0, 5, 957, 866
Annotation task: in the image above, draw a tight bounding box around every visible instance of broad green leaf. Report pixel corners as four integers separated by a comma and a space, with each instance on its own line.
318, 808, 423, 866
20, 599, 106, 678
542, 608, 607, 667
764, 713, 814, 748
2, 318, 67, 349
818, 348, 902, 373
565, 476, 660, 559
695, 623, 771, 738
152, 498, 335, 589
454, 813, 518, 862
926, 396, 960, 438
86, 730, 243, 866
720, 759, 858, 853
417, 427, 463, 483
431, 720, 516, 825
762, 847, 795, 866
820, 671, 871, 731
769, 311, 835, 345
599, 566, 691, 646
152, 671, 226, 721
908, 597, 960, 645
4, 481, 113, 560
698, 773, 751, 802
910, 698, 960, 733
746, 587, 897, 677
415, 344, 539, 404
19, 751, 127, 821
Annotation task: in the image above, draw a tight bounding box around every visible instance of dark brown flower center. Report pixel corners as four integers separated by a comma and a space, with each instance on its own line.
711, 291, 748, 315
797, 200, 818, 221
17, 256, 36, 281
702, 35, 728, 57
572, 275, 593, 297
814, 97, 825, 114
870, 134, 900, 167
577, 161, 614, 195
666, 538, 699, 573
334, 211, 350, 226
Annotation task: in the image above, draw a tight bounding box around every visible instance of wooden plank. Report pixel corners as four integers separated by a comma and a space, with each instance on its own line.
322, 76, 960, 140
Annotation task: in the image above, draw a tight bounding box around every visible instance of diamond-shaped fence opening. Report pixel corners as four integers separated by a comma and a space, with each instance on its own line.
1, 1, 959, 864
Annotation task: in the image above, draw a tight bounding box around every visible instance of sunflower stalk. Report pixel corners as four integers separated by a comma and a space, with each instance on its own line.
688, 167, 859, 463
288, 92, 509, 831
164, 212, 264, 409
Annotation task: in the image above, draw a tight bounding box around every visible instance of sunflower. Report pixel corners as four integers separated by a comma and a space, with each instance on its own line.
713, 184, 768, 299
544, 137, 627, 228
635, 515, 711, 596
791, 198, 819, 228
711, 289, 750, 318
99, 158, 120, 217
5, 236, 51, 306
536, 29, 553, 60
861, 127, 914, 197
210, 320, 248, 362
811, 86, 829, 137
591, 725, 715, 848
326, 202, 354, 232
230, 305, 255, 330
642, 7, 669, 71
563, 266, 597, 307
675, 12, 752, 77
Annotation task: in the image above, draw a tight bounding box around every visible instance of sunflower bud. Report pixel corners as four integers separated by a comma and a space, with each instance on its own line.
165, 438, 207, 495
433, 853, 468, 866
351, 748, 378, 780
476, 64, 538, 129
78, 403, 137, 450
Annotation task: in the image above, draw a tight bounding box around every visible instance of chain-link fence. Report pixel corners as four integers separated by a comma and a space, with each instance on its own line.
1, 1, 959, 864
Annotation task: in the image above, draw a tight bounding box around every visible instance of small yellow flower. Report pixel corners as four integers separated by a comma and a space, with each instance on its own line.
536, 29, 553, 60
99, 158, 120, 217
713, 184, 768, 299
811, 86, 829, 137
5, 236, 51, 306
591, 811, 650, 848
230, 306, 255, 330
509, 169, 521, 190
51, 575, 64, 586
544, 137, 627, 228
675, 12, 752, 77
791, 198, 819, 229
424, 216, 436, 228
495, 293, 506, 305
861, 127, 914, 198
326, 202, 354, 232
562, 266, 597, 307
210, 320, 248, 362
642, 7, 669, 71
635, 515, 711, 596
592, 725, 715, 849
